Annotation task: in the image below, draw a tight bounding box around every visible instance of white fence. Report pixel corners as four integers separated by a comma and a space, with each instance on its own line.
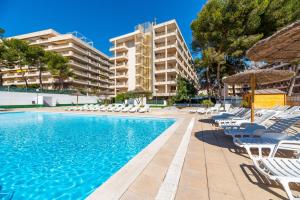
0, 91, 98, 106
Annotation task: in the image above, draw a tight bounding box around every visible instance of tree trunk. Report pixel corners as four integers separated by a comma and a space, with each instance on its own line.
60, 78, 64, 90
287, 64, 298, 96
39, 67, 43, 90
20, 66, 28, 89
0, 70, 3, 86
217, 63, 221, 100
232, 85, 236, 96
206, 68, 211, 100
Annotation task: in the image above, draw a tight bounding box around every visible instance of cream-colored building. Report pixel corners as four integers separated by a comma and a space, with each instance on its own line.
110, 20, 199, 97
3, 29, 114, 95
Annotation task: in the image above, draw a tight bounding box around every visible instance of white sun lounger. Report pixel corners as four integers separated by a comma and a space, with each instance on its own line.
122, 105, 133, 112
206, 103, 221, 114
229, 114, 300, 140
252, 140, 300, 200
139, 105, 150, 113
100, 105, 112, 112
274, 106, 300, 119
108, 105, 118, 112
115, 104, 126, 112
129, 105, 140, 113
213, 108, 248, 122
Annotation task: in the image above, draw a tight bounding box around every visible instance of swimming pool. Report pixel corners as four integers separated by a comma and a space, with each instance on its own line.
0, 112, 175, 199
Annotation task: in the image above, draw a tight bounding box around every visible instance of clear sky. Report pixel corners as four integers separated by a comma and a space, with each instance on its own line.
0, 0, 206, 56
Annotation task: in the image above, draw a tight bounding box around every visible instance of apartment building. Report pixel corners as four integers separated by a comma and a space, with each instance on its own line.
258, 62, 299, 95
226, 84, 246, 96
110, 20, 199, 97
3, 29, 114, 95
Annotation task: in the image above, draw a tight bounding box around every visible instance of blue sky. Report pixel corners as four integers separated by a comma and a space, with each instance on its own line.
0, 0, 206, 56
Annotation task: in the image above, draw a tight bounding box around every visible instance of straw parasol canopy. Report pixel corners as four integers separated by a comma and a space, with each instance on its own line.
223, 69, 295, 123
247, 20, 300, 63
223, 69, 295, 85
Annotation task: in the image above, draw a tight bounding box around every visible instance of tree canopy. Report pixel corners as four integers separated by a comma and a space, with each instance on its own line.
0, 38, 73, 90
45, 51, 73, 90
191, 0, 300, 96
175, 75, 197, 101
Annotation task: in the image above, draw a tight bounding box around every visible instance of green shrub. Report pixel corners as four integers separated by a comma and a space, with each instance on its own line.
202, 99, 214, 107
240, 100, 249, 107
167, 97, 175, 106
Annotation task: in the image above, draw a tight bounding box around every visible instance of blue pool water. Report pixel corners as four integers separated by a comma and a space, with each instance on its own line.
0, 112, 175, 199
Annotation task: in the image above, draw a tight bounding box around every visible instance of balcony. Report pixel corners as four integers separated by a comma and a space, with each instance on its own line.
111, 63, 128, 70
72, 79, 89, 85
112, 72, 128, 79
155, 79, 176, 85
111, 53, 128, 62
115, 82, 128, 88
110, 44, 128, 52
155, 92, 176, 97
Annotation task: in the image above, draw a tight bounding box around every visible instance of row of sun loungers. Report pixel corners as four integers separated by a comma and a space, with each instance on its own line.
65, 104, 150, 113
209, 105, 300, 200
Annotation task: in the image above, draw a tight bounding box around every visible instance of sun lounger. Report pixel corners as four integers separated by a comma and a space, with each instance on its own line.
206, 103, 221, 114
213, 108, 248, 122
100, 105, 111, 112
108, 105, 118, 112
122, 105, 133, 112
115, 104, 126, 112
196, 103, 221, 114
129, 105, 140, 113
274, 106, 300, 119
139, 105, 150, 113
229, 114, 300, 140
252, 140, 300, 200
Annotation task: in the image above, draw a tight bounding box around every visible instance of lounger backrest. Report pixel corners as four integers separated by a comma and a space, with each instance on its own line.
254, 111, 277, 125
224, 104, 231, 112
277, 105, 290, 111
287, 106, 300, 114
237, 109, 250, 118
266, 114, 300, 133
272, 140, 300, 157
214, 103, 221, 109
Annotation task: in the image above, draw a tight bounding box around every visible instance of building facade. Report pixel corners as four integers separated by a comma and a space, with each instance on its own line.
110, 20, 199, 97
3, 29, 114, 96
258, 62, 298, 95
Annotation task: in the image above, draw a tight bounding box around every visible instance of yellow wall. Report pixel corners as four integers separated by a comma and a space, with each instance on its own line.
244, 93, 286, 109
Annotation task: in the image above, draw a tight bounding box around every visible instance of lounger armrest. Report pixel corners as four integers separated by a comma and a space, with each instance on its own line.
270, 140, 300, 158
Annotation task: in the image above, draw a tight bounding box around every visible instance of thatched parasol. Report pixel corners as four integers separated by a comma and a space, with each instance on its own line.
247, 20, 300, 63
223, 69, 294, 123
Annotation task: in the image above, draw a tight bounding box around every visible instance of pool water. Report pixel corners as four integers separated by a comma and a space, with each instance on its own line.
0, 112, 175, 199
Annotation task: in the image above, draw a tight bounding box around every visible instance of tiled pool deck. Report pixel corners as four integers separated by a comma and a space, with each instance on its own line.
8, 107, 296, 199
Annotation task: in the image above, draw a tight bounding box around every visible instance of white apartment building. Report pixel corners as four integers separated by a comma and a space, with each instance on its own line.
110, 20, 200, 97
3, 29, 114, 95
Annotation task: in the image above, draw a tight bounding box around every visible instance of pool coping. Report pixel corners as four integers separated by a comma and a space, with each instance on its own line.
85, 116, 184, 200
22, 110, 177, 121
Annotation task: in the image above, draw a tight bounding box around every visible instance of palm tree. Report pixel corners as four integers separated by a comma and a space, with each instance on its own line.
45, 51, 73, 90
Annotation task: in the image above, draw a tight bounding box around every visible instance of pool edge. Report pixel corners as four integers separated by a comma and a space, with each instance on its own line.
86, 117, 183, 200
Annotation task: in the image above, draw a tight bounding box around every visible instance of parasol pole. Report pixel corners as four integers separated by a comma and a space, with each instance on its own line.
250, 74, 256, 123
